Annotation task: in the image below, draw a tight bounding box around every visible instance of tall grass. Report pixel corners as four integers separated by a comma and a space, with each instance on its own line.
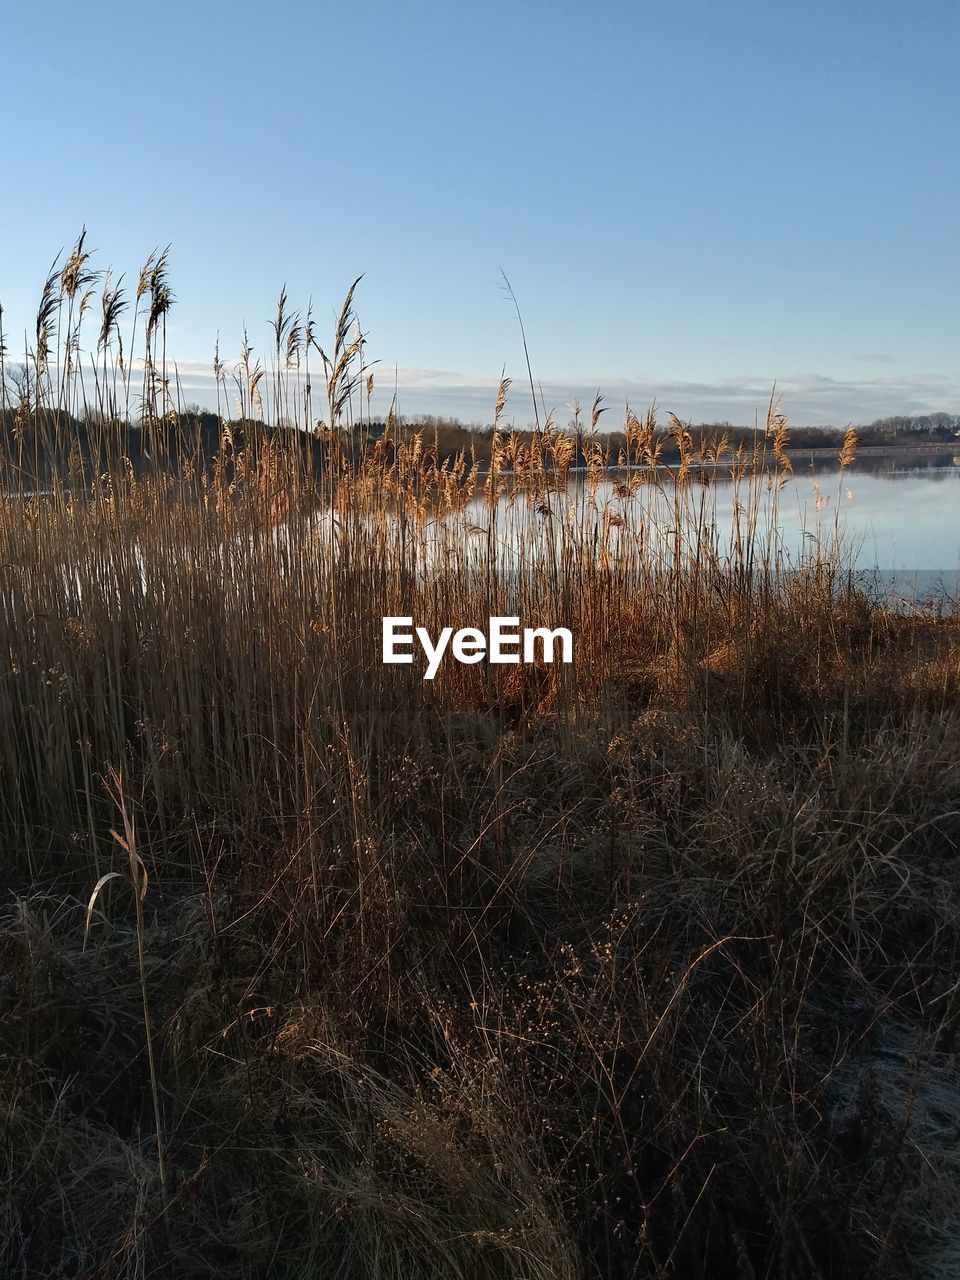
2, 240, 960, 1279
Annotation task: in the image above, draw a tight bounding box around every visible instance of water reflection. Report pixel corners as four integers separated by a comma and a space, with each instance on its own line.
414, 447, 960, 605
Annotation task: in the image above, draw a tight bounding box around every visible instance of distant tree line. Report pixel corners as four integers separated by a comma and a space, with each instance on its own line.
3, 398, 958, 486
366, 412, 960, 467
0, 406, 330, 488
854, 412, 960, 443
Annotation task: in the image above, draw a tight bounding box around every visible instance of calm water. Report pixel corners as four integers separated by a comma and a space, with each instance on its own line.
677, 447, 960, 602
762, 448, 960, 574
425, 447, 960, 604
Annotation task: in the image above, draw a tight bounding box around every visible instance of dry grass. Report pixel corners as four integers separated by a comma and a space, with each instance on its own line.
1, 242, 959, 1278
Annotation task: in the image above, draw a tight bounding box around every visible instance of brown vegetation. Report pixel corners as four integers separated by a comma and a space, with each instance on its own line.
1, 241, 960, 1279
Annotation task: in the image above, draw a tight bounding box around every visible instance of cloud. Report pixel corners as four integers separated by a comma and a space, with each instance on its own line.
142, 357, 960, 428
369, 368, 960, 428
856, 352, 899, 365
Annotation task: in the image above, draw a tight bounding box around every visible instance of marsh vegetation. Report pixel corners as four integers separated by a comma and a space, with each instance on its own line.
2, 237, 960, 1279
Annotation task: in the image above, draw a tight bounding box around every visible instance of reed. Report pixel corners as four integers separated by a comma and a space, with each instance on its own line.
1, 243, 959, 1279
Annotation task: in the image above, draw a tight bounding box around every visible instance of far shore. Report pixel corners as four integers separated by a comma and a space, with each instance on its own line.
786, 440, 960, 457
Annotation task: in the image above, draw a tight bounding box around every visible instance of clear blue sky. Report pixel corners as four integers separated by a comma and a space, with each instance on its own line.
1, 0, 957, 425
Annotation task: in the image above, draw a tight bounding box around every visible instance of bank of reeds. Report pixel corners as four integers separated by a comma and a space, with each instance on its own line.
1, 240, 960, 1279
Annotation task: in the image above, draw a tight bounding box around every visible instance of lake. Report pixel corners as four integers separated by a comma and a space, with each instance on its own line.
408, 446, 960, 607
761, 447, 960, 572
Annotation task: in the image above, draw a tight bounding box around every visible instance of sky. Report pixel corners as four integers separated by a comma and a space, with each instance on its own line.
1, 0, 958, 428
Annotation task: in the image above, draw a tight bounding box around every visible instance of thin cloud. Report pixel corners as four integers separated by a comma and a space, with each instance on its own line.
370, 369, 960, 428
102, 357, 960, 428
